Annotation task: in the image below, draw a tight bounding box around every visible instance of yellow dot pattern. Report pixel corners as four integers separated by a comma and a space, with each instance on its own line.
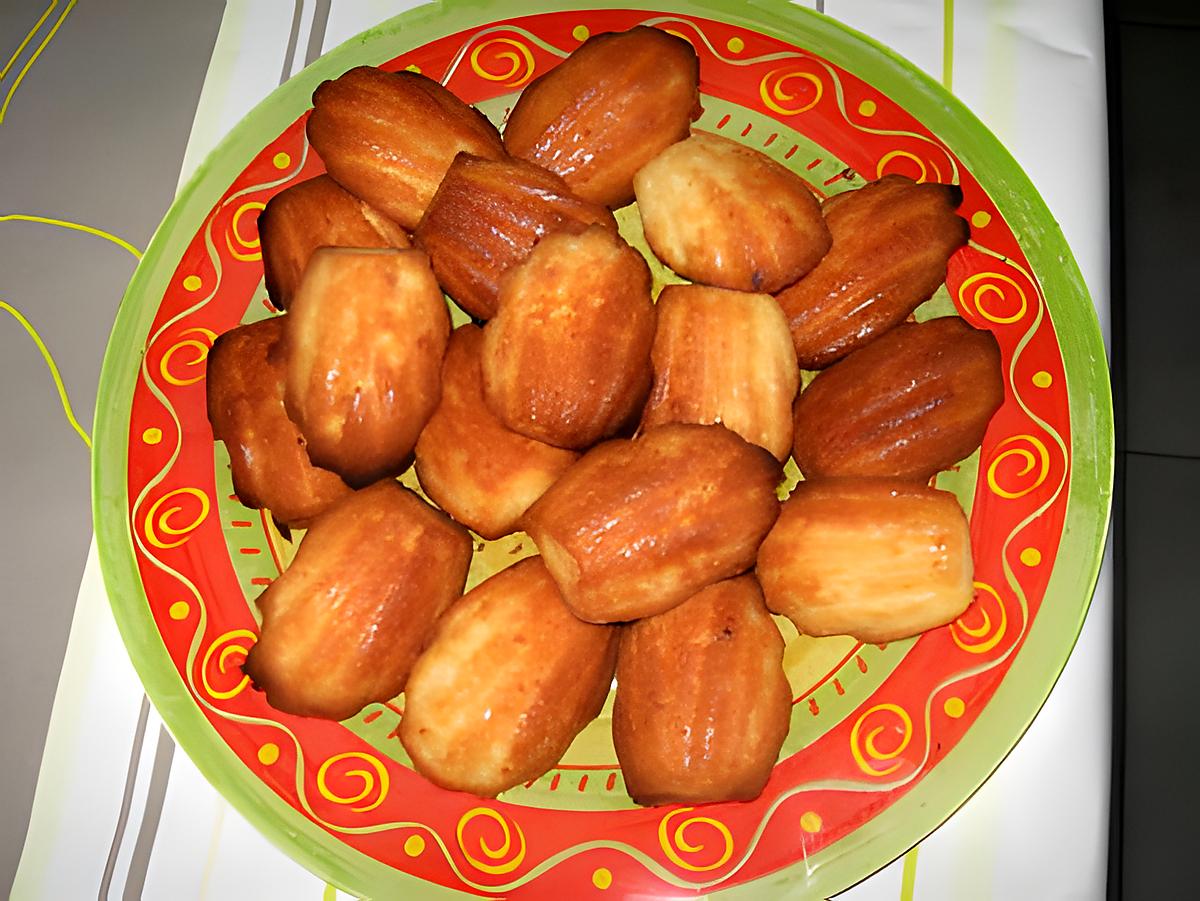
1020, 547, 1043, 567
272, 152, 291, 170
182, 275, 202, 292
573, 25, 590, 42
1032, 370, 1053, 388
592, 867, 613, 890
857, 99, 877, 117
257, 742, 280, 765
168, 601, 189, 620
727, 36, 745, 54
142, 427, 162, 445
971, 210, 992, 229
944, 697, 966, 718
800, 811, 822, 833
404, 835, 426, 857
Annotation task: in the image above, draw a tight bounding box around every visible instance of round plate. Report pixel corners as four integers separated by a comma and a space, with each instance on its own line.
93, 1, 1113, 897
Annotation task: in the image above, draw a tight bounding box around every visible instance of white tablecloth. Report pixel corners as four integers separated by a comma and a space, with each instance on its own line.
12, 1, 1110, 898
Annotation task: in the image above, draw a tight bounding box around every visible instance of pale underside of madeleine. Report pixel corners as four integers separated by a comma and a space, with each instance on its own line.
414, 153, 616, 320
283, 247, 450, 488
480, 224, 656, 449
503, 26, 700, 207
524, 422, 782, 623
775, 174, 970, 369
613, 574, 792, 805
757, 478, 974, 643
414, 325, 579, 539
258, 174, 409, 312
642, 284, 800, 460
205, 316, 350, 527
400, 556, 618, 798
792, 315, 1004, 481
306, 66, 505, 230
634, 131, 831, 293
243, 481, 473, 721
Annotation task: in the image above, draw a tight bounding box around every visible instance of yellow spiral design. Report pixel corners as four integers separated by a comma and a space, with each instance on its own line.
657, 807, 735, 873
199, 628, 256, 700
850, 703, 914, 777
144, 486, 210, 549
951, 581, 1008, 654
456, 807, 527, 875
160, 326, 217, 387
957, 271, 1030, 325
876, 149, 941, 183
759, 67, 823, 116
986, 434, 1051, 499
224, 200, 266, 262
469, 37, 536, 87
316, 752, 390, 814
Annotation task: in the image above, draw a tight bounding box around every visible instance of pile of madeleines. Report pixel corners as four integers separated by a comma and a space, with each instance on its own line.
205, 26, 1005, 806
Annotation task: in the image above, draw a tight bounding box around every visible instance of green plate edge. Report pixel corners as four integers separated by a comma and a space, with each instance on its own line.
91, 0, 1114, 898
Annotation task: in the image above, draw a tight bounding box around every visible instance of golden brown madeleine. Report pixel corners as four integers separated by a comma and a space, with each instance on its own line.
757, 478, 973, 643
613, 575, 791, 805
400, 557, 618, 797
633, 132, 831, 292
503, 26, 700, 207
206, 317, 350, 527
774, 174, 970, 369
414, 153, 617, 320
642, 284, 800, 461
480, 225, 656, 448
306, 66, 505, 230
792, 316, 1004, 481
414, 325, 579, 539
283, 247, 450, 487
243, 481, 473, 721
524, 423, 782, 623
258, 175, 410, 311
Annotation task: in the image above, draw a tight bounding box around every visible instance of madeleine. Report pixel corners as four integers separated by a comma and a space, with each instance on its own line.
613, 575, 791, 805
481, 225, 656, 449
243, 481, 472, 721
634, 132, 830, 292
283, 247, 449, 487
642, 284, 800, 460
206, 317, 350, 526
258, 175, 410, 311
414, 153, 616, 320
524, 423, 782, 623
401, 557, 618, 797
757, 478, 973, 643
306, 66, 505, 229
775, 174, 970, 369
503, 26, 700, 207
792, 316, 1004, 481
414, 325, 579, 539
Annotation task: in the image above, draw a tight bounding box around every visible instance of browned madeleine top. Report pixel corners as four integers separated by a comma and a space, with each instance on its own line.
503, 26, 700, 208
481, 224, 656, 449
414, 153, 616, 320
306, 66, 505, 230
613, 574, 791, 806
414, 325, 580, 540
793, 316, 1004, 482
633, 131, 831, 293
258, 174, 410, 311
206, 317, 350, 527
523, 422, 782, 623
283, 247, 450, 487
242, 480, 473, 721
400, 556, 618, 798
774, 174, 970, 369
